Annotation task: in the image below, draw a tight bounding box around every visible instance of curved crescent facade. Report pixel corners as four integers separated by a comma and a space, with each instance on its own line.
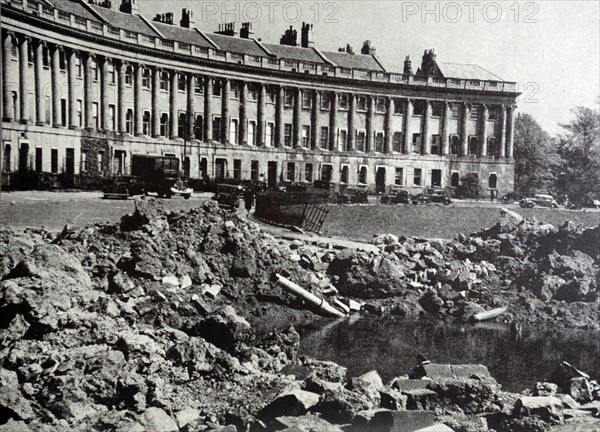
1, 0, 519, 193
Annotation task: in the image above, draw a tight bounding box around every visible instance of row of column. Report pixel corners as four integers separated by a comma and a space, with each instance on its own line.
2, 30, 516, 158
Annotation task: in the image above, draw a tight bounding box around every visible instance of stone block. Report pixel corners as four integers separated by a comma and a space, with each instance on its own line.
368, 410, 436, 432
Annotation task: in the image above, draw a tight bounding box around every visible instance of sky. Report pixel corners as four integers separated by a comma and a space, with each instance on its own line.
137, 0, 600, 135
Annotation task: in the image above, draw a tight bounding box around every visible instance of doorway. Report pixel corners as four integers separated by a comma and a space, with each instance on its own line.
375, 166, 386, 193
267, 161, 278, 188
214, 158, 227, 180
64, 148, 75, 188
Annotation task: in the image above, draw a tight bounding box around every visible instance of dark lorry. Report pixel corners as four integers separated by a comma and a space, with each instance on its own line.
103, 155, 190, 199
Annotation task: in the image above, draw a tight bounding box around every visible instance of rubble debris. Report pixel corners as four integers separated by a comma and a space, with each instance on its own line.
275, 273, 346, 318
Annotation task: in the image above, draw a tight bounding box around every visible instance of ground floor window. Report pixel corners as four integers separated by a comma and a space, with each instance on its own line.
3, 144, 11, 172
395, 167, 403, 185
451, 171, 460, 187
304, 163, 313, 182
431, 169, 441, 187
251, 160, 259, 180
340, 165, 349, 184
489, 173, 498, 189
51, 148, 58, 174
287, 162, 295, 181
97, 151, 104, 174
358, 166, 367, 184
81, 151, 87, 172
413, 168, 422, 186
200, 157, 208, 179
19, 144, 29, 172
233, 159, 242, 180
321, 164, 333, 182
35, 147, 42, 172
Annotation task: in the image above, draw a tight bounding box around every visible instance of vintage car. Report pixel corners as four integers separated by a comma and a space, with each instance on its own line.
411, 188, 452, 205
501, 192, 521, 204
102, 176, 144, 199
519, 194, 559, 209
380, 185, 410, 204
212, 184, 241, 211
337, 187, 369, 204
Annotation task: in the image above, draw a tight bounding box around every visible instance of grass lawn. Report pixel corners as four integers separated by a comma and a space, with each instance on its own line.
320, 204, 600, 241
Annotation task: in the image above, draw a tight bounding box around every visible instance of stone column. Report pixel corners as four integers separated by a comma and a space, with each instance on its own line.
311, 90, 319, 149
402, 99, 413, 154
329, 91, 338, 151
480, 104, 489, 157
347, 93, 355, 151
293, 87, 301, 148
117, 60, 126, 133
51, 44, 62, 127
134, 63, 143, 136
384, 97, 393, 153
441, 101, 450, 155
18, 35, 30, 123
187, 73, 195, 140
204, 77, 212, 141
152, 66, 160, 137
275, 86, 284, 147
461, 102, 470, 156
257, 83, 265, 146
499, 105, 507, 158
100, 56, 109, 131
239, 81, 247, 144
365, 96, 374, 152
2, 31, 15, 122
34, 39, 45, 125
221, 78, 230, 144
170, 70, 178, 139
506, 105, 515, 159
66, 49, 78, 128
422, 100, 431, 155
84, 53, 96, 129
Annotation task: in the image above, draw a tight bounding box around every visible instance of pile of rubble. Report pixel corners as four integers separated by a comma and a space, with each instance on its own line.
0, 199, 599, 431
322, 209, 600, 329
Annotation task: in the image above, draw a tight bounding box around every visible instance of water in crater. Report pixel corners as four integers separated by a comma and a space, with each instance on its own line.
298, 317, 600, 392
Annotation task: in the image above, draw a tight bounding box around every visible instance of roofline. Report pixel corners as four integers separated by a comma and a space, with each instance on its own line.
138, 14, 164, 39
195, 29, 220, 50
371, 55, 387, 73
439, 62, 504, 81
76, 0, 110, 25
251, 38, 274, 57
313, 48, 336, 66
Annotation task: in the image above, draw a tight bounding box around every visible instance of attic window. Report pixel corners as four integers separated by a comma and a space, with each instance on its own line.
488, 81, 498, 88
213, 50, 225, 58
450, 79, 462, 85
267, 58, 278, 66
470, 80, 481, 86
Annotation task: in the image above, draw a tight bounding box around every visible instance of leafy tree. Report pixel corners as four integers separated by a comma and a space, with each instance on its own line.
455, 173, 486, 200
513, 113, 559, 197
555, 104, 600, 203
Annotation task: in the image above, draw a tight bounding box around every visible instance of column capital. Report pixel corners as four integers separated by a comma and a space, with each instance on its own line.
66, 46, 79, 56
50, 43, 64, 52
18, 34, 31, 44
4, 30, 16, 40
34, 39, 47, 49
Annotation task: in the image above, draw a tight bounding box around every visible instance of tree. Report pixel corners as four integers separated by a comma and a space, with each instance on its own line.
455, 173, 486, 200
556, 104, 600, 203
513, 113, 559, 197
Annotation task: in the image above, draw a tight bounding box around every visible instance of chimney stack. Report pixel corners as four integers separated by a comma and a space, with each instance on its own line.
420, 49, 438, 76
279, 26, 298, 46
338, 44, 355, 54
301, 22, 314, 48
215, 22, 238, 36
403, 55, 413, 75
361, 40, 376, 55
119, 0, 138, 14
180, 8, 195, 28
240, 22, 254, 39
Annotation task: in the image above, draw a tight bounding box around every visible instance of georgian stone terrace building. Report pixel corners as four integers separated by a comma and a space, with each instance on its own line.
1, 0, 519, 194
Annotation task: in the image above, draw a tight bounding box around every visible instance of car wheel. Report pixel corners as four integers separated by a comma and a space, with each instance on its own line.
183, 193, 191, 200
527, 202, 534, 208
551, 203, 558, 209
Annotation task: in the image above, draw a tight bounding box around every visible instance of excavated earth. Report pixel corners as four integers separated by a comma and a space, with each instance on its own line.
0, 198, 599, 432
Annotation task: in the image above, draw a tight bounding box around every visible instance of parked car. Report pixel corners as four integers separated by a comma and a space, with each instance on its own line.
337, 187, 369, 204
103, 176, 143, 199
380, 185, 410, 204
501, 192, 520, 204
568, 195, 600, 210
519, 194, 559, 209
212, 184, 241, 211
411, 193, 432, 205
424, 188, 453, 205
